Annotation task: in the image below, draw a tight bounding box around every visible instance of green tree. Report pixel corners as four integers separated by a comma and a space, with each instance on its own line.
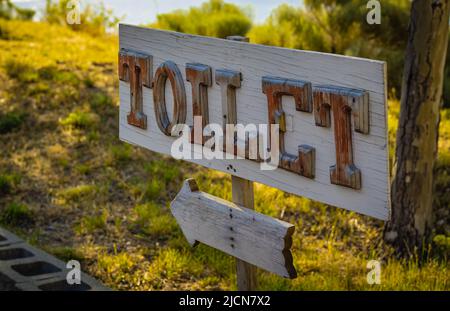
150, 0, 252, 39
248, 0, 411, 98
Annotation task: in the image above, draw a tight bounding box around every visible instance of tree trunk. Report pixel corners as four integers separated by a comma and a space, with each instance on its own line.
385, 0, 450, 257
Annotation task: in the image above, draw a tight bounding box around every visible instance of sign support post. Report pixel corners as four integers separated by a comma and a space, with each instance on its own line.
226, 35, 257, 291
231, 176, 257, 291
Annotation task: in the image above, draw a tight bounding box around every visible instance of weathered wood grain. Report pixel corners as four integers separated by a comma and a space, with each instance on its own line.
153, 60, 187, 136
262, 76, 316, 179
313, 86, 369, 189
232, 175, 257, 291
119, 49, 152, 129
119, 25, 390, 220
170, 179, 297, 279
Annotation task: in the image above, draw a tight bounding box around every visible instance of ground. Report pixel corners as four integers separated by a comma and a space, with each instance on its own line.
0, 19, 449, 290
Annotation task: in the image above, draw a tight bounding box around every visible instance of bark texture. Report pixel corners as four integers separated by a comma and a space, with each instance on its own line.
385, 0, 450, 256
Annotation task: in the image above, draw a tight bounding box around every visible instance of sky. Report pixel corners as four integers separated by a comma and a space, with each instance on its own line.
12, 0, 303, 24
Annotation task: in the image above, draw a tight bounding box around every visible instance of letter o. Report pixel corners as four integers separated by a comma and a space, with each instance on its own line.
153, 61, 187, 136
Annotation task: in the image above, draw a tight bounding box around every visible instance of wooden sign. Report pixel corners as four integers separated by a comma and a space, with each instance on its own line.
171, 179, 296, 279
118, 24, 390, 220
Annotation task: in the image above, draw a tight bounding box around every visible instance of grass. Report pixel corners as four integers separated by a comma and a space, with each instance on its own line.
75, 209, 109, 235
59, 110, 99, 129
109, 144, 133, 163
130, 202, 179, 238
0, 111, 26, 134
0, 173, 20, 195
46, 246, 85, 262
55, 184, 99, 205
0, 18, 448, 291
0, 202, 33, 226
4, 59, 39, 83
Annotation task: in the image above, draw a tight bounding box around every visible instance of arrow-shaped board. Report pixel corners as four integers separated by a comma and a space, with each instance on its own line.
170, 179, 297, 279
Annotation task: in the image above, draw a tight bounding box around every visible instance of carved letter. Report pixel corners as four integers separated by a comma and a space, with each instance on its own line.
215, 69, 241, 155
262, 77, 315, 179
119, 49, 152, 129
153, 61, 187, 136
186, 63, 212, 144
313, 85, 369, 189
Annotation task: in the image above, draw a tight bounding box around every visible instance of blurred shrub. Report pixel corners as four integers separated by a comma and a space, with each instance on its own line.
0, 0, 35, 21
248, 0, 411, 99
150, 0, 252, 38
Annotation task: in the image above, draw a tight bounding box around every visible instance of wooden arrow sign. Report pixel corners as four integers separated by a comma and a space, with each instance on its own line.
170, 179, 297, 279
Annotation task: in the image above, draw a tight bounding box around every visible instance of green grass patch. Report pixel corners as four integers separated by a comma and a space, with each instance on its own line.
148, 248, 203, 281
47, 246, 85, 262
27, 82, 51, 96
3, 59, 38, 82
0, 111, 26, 134
37, 65, 59, 80
76, 209, 108, 234
96, 251, 138, 288
0, 173, 20, 195
109, 143, 133, 164
83, 77, 95, 88
0, 202, 33, 226
28, 65, 79, 85
433, 235, 450, 259
74, 163, 91, 175
144, 159, 182, 184
144, 179, 164, 201
54, 71, 80, 86
131, 202, 178, 238
55, 184, 99, 205
90, 92, 113, 109
59, 110, 99, 129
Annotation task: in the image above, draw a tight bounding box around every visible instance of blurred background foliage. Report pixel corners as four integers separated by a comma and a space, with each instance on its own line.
149, 0, 252, 39
150, 0, 449, 107
3, 0, 447, 105
0, 0, 35, 20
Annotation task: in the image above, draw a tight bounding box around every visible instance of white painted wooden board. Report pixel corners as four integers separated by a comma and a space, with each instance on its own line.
119, 24, 390, 220
171, 179, 297, 278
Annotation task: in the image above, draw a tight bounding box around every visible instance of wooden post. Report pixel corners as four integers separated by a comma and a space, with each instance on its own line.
226, 35, 257, 291
231, 176, 257, 291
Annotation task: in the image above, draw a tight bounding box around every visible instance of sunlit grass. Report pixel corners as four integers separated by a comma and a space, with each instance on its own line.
55, 184, 99, 204
60, 110, 100, 130
75, 209, 108, 234
130, 202, 179, 238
